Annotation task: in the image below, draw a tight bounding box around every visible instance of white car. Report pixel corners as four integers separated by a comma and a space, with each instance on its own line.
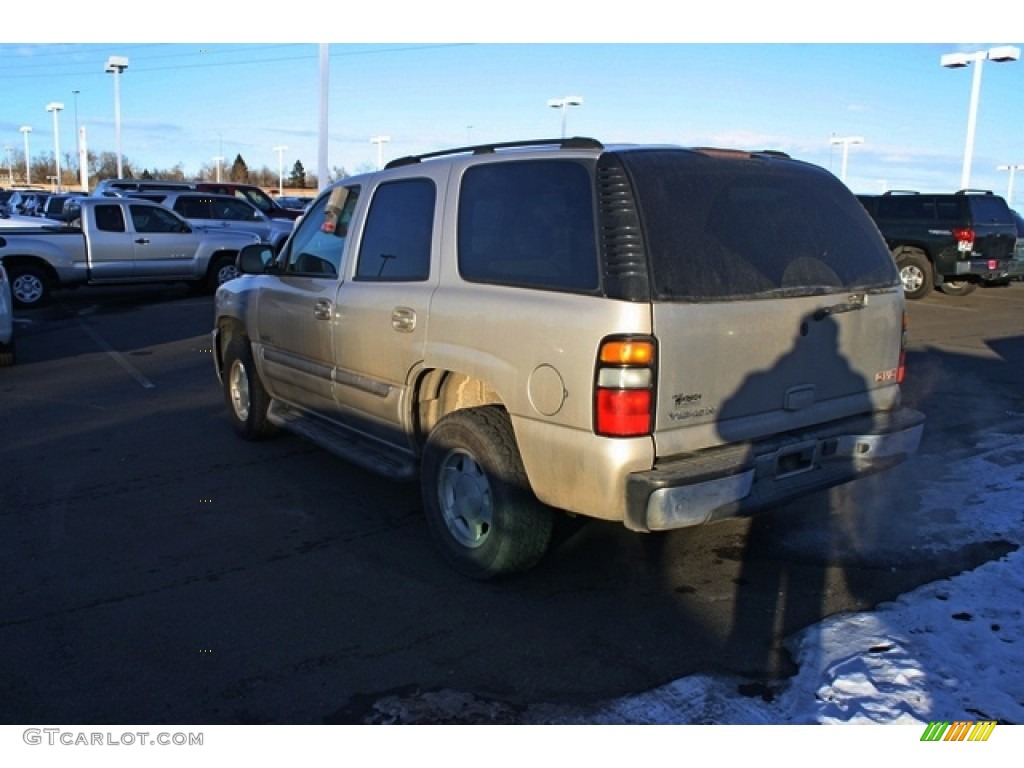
0, 262, 14, 366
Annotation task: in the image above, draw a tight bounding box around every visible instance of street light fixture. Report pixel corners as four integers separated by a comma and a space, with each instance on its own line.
19, 126, 31, 185
941, 46, 1020, 189
997, 163, 1024, 208
547, 96, 583, 138
370, 135, 390, 171
46, 101, 64, 192
105, 55, 128, 178
829, 135, 864, 185
273, 145, 288, 196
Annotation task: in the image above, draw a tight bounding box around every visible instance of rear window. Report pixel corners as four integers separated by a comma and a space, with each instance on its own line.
620, 150, 899, 300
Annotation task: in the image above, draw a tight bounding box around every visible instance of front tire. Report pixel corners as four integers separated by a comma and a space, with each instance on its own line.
893, 248, 933, 300
222, 337, 276, 440
7, 264, 49, 309
421, 406, 553, 580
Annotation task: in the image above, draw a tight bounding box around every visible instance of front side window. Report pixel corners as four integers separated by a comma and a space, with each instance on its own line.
281, 186, 360, 278
355, 179, 435, 282
215, 199, 260, 221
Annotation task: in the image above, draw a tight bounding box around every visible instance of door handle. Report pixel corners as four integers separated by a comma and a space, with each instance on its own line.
391, 307, 416, 333
313, 299, 333, 321
134, 238, 150, 244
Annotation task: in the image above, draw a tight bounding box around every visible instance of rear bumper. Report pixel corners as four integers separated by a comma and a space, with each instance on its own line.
624, 407, 925, 532
953, 258, 1010, 280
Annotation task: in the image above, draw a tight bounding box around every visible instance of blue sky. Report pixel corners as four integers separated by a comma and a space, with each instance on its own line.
2, 5, 1022, 202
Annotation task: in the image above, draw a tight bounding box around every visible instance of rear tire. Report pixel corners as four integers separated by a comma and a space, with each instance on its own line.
421, 406, 553, 580
206, 254, 240, 292
222, 337, 276, 440
893, 248, 932, 300
938, 279, 977, 296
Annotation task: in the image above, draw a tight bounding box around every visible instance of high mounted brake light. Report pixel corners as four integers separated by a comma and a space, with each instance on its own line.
595, 337, 656, 437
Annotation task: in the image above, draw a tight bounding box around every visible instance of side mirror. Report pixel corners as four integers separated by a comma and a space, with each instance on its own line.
238, 243, 276, 274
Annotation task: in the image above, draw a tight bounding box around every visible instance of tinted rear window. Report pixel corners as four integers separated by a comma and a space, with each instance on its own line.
619, 150, 898, 300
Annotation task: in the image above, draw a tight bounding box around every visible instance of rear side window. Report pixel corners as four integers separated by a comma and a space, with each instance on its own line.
94, 204, 126, 232
458, 160, 599, 292
620, 150, 898, 300
876, 196, 945, 220
355, 179, 434, 282
175, 197, 211, 219
969, 196, 1013, 225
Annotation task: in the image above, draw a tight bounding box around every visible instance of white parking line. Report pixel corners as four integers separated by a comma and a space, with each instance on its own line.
77, 320, 156, 389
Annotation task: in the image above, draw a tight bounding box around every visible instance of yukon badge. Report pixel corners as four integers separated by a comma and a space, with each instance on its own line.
669, 392, 715, 421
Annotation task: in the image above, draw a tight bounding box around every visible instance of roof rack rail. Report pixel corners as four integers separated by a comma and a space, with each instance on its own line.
386, 136, 603, 169
881, 190, 919, 195
954, 188, 993, 195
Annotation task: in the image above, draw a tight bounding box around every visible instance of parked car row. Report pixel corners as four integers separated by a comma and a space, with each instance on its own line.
91, 178, 303, 221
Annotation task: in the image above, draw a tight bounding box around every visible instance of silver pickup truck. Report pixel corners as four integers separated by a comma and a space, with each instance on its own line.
0, 197, 259, 308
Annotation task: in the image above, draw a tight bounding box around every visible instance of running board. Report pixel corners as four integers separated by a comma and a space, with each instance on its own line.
267, 401, 418, 481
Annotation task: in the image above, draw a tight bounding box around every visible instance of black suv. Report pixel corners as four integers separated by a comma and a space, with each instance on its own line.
857, 190, 1017, 299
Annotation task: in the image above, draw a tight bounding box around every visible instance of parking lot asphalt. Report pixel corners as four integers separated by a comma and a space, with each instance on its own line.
1, 282, 1022, 723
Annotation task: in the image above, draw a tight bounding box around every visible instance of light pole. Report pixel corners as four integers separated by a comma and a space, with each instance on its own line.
941, 46, 1020, 190
370, 135, 390, 171
4, 146, 13, 186
72, 89, 81, 183
46, 102, 64, 192
273, 145, 288, 195
19, 126, 31, 184
547, 96, 583, 138
829, 135, 864, 185
213, 156, 224, 183
105, 56, 128, 178
997, 163, 1024, 208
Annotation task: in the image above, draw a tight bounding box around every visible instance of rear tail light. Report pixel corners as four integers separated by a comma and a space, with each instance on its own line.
595, 336, 656, 437
952, 227, 975, 253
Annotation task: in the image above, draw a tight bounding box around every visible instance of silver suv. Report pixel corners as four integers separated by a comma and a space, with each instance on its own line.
213, 138, 925, 579
129, 191, 294, 251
